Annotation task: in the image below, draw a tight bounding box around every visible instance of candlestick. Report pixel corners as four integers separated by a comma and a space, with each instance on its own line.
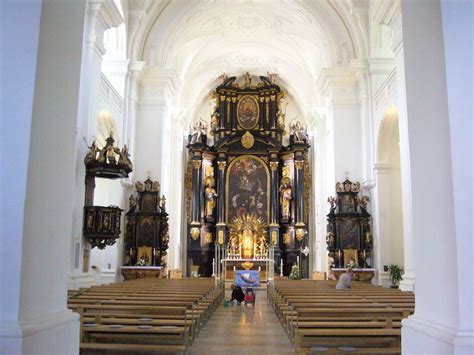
363, 250, 366, 268
297, 256, 300, 267
212, 258, 215, 277
280, 259, 283, 277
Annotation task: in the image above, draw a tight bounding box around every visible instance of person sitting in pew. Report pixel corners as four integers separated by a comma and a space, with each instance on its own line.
230, 284, 245, 305
335, 268, 354, 289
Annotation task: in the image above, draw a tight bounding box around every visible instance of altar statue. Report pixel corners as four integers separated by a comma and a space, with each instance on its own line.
204, 177, 217, 218
279, 177, 292, 219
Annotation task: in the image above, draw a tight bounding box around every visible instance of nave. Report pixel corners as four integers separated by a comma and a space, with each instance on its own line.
70, 278, 414, 354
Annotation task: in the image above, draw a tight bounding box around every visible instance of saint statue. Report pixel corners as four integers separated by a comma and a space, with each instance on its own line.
279, 177, 292, 219
204, 177, 217, 218
244, 72, 252, 88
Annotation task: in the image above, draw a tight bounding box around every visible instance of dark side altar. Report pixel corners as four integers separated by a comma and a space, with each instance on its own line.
326, 179, 374, 282
186, 73, 311, 278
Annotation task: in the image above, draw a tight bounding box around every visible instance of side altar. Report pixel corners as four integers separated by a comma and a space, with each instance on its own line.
185, 73, 311, 278
326, 179, 374, 282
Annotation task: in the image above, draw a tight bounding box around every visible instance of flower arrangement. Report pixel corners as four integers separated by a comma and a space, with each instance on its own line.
135, 255, 151, 267
289, 264, 301, 280
346, 260, 357, 269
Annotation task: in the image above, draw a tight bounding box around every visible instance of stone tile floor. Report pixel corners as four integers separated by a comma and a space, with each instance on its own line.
188, 288, 295, 354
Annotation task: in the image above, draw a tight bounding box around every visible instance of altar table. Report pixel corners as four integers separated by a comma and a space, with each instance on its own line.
120, 266, 164, 280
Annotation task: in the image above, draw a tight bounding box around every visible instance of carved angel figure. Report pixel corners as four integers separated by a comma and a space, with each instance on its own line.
360, 195, 370, 210
336, 182, 343, 192
290, 120, 308, 142
128, 194, 137, 212
151, 181, 160, 192
118, 145, 132, 168
189, 120, 207, 144
327, 196, 337, 211
135, 181, 145, 192
84, 140, 98, 164
352, 181, 361, 193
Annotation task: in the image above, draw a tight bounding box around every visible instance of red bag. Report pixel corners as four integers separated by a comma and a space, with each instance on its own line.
244, 294, 255, 303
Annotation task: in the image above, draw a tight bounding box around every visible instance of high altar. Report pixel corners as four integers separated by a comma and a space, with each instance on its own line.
186, 73, 311, 278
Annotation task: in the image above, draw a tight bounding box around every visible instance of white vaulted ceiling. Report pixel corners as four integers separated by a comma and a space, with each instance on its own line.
129, 0, 368, 123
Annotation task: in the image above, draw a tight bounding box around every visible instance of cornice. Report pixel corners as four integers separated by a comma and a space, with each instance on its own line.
316, 67, 357, 98
142, 69, 180, 93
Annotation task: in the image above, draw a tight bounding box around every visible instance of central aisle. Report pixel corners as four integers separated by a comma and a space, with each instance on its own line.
188, 288, 295, 354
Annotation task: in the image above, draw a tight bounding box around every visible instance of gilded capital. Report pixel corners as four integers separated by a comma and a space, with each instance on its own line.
269, 161, 279, 171
295, 160, 304, 170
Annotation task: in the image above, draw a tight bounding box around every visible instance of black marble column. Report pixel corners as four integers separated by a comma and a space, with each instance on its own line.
259, 95, 265, 131
294, 157, 305, 228
218, 94, 225, 138
191, 157, 202, 226
269, 159, 279, 225
216, 158, 227, 245
270, 91, 277, 131
216, 159, 226, 224
231, 96, 237, 131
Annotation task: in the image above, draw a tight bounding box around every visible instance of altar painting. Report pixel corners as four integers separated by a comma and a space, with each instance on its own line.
226, 155, 269, 223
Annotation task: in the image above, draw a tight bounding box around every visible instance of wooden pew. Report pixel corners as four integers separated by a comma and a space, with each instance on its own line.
268, 280, 413, 354
68, 278, 225, 354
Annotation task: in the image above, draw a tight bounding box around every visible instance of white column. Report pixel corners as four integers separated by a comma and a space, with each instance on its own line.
441, 1, 474, 352
0, 0, 87, 353
371, 164, 392, 286
313, 115, 328, 274
390, 9, 415, 293
169, 112, 187, 270
69, 0, 123, 289
317, 68, 362, 184
135, 69, 180, 267
399, 0, 464, 353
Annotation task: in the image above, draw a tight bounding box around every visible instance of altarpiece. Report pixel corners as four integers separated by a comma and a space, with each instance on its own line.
186, 73, 311, 278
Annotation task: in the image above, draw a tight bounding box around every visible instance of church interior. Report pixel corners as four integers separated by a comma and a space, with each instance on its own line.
1, 0, 472, 354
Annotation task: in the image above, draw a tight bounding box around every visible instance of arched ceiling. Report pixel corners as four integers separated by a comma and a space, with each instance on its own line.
129, 0, 368, 123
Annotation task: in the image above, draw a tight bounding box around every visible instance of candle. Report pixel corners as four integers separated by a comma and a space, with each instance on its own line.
233, 266, 236, 271
297, 256, 300, 267
280, 259, 283, 277
258, 266, 261, 272
363, 250, 366, 267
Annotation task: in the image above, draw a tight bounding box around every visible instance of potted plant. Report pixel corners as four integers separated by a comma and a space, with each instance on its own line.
388, 264, 404, 288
